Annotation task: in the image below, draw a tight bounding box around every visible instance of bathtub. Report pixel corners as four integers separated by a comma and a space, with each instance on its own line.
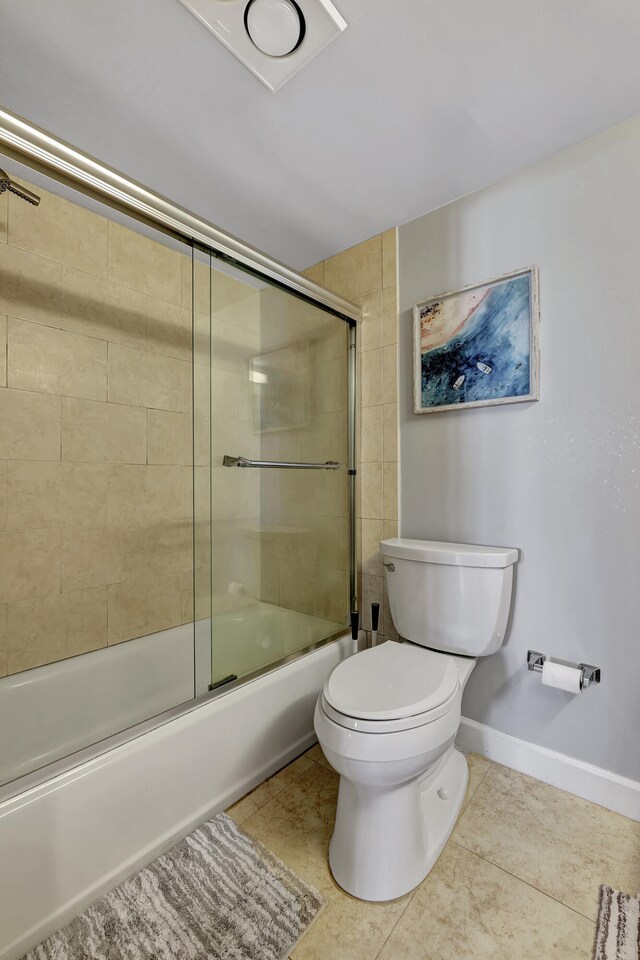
0, 624, 198, 786
0, 620, 352, 960
0, 600, 343, 787
211, 599, 344, 682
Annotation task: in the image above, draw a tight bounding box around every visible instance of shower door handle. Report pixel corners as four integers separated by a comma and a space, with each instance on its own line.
223, 455, 341, 470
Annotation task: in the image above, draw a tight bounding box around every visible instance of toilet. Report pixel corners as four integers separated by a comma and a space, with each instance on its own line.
314, 537, 518, 902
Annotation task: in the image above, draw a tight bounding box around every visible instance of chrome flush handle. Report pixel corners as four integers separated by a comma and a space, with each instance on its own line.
383, 562, 395, 572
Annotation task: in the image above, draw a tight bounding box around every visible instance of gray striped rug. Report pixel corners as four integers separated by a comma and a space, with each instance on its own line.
593, 885, 640, 960
24, 813, 324, 960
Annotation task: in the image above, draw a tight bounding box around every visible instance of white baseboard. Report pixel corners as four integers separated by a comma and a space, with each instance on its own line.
456, 716, 640, 822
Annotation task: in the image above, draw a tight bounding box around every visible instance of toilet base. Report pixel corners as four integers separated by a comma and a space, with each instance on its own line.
328, 747, 468, 902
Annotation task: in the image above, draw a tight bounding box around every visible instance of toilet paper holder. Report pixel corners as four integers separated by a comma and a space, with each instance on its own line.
527, 651, 601, 689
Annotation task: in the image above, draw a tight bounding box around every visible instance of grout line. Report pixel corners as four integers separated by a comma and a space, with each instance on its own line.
461, 758, 494, 812
4, 235, 106, 277
230, 753, 321, 822
0, 378, 181, 417
450, 840, 597, 924
373, 760, 494, 960
372, 889, 417, 960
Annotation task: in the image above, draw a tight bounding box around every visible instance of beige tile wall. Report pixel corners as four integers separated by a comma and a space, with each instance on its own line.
0, 191, 7, 243
209, 270, 262, 612
255, 231, 398, 633
304, 228, 399, 642
0, 179, 195, 676
0, 174, 399, 673
257, 286, 349, 625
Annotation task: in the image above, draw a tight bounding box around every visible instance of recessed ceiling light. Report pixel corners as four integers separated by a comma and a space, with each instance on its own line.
177, 0, 347, 91
245, 0, 305, 58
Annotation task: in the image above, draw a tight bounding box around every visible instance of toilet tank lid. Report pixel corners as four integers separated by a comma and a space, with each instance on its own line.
379, 538, 518, 568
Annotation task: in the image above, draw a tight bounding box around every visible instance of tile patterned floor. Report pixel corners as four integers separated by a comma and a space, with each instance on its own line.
226, 746, 640, 959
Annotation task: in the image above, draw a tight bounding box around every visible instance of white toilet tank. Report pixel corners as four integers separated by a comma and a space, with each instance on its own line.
379, 539, 518, 657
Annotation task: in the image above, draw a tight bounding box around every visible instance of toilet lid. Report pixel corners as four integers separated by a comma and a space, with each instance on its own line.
323, 641, 459, 721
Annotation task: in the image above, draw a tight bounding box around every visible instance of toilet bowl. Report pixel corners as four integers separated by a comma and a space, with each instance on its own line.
314, 538, 518, 902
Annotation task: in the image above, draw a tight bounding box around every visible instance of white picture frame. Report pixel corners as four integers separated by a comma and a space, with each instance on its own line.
413, 266, 540, 414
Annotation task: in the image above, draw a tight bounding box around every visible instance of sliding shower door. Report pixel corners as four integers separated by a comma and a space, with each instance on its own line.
0, 169, 351, 792
0, 169, 203, 789
0, 107, 361, 802
207, 262, 350, 687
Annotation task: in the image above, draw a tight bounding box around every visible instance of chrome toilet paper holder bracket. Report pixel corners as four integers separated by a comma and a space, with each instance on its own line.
527, 651, 601, 689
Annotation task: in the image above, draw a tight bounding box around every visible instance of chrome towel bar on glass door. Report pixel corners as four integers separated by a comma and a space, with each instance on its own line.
223, 455, 341, 470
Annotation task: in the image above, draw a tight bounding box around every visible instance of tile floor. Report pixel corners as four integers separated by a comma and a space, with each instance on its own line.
226, 745, 640, 960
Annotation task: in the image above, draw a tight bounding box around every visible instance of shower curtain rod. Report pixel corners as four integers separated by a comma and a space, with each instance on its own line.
0, 105, 362, 324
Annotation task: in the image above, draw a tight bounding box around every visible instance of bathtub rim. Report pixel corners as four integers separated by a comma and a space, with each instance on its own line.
0, 624, 348, 806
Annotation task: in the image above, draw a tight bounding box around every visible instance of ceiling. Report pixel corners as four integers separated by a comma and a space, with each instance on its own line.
1, 0, 640, 272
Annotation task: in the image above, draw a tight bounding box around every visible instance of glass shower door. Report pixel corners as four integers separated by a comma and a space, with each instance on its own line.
0, 172, 202, 789
207, 264, 350, 687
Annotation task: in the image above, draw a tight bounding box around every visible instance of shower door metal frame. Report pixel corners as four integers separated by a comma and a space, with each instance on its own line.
348, 323, 357, 611
0, 105, 361, 803
0, 106, 360, 322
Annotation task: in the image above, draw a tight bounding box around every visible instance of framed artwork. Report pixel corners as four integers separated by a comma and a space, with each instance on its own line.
413, 266, 539, 414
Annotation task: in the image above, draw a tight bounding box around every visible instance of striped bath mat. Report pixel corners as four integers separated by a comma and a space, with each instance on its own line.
24, 813, 324, 960
593, 885, 640, 960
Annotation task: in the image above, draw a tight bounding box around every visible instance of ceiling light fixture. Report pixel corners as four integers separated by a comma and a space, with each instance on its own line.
244, 0, 305, 58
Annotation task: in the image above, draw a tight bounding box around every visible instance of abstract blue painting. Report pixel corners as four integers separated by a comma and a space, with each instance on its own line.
413, 267, 539, 414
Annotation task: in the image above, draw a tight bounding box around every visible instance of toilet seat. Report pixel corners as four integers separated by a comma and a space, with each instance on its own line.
321, 641, 460, 733
320, 690, 458, 733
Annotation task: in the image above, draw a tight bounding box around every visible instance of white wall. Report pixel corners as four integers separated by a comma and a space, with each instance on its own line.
398, 118, 640, 781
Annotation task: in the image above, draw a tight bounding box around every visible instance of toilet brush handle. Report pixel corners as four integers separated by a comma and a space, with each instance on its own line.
370, 602, 380, 648
350, 610, 361, 654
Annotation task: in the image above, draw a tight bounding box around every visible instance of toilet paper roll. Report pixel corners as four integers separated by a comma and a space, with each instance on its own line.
541, 660, 582, 694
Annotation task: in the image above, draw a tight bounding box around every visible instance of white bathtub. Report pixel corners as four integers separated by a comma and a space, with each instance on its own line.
212, 599, 344, 682
0, 600, 342, 787
0, 628, 351, 960
0, 624, 198, 786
